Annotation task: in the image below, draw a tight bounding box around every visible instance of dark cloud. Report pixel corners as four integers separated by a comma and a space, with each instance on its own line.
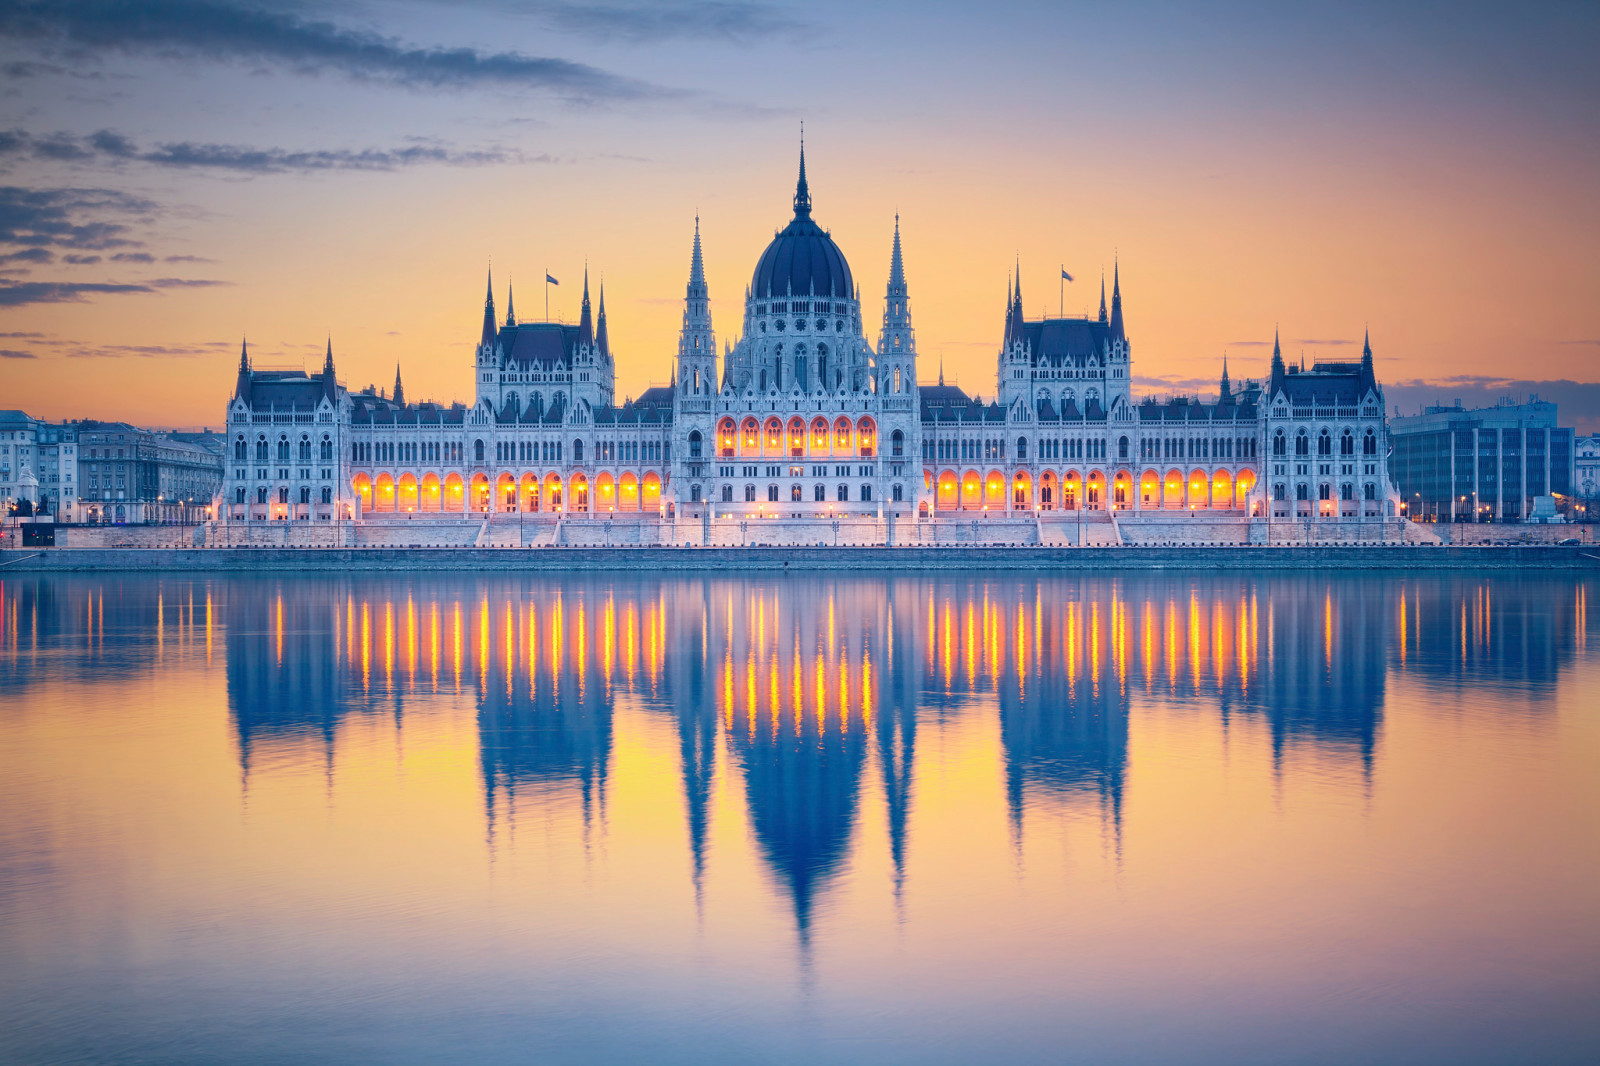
0, 330, 46, 337
0, 0, 666, 101
163, 253, 212, 262
0, 347, 37, 357
0, 128, 535, 173
527, 1, 806, 43
0, 185, 154, 251
0, 246, 52, 263
1297, 338, 1356, 346
1227, 340, 1274, 347
0, 276, 225, 306
110, 251, 154, 262
63, 253, 102, 264
1388, 376, 1600, 433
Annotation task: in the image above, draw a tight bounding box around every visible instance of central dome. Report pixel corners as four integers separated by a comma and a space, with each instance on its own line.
750, 148, 854, 301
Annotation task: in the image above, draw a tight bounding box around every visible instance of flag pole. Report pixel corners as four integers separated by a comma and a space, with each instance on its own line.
1059, 265, 1064, 318
545, 269, 549, 322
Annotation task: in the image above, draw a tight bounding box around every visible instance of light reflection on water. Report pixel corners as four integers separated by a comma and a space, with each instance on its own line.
0, 573, 1596, 1064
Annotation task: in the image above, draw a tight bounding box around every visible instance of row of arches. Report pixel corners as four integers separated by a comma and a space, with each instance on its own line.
716, 415, 883, 459
351, 471, 664, 514
235, 432, 333, 464
926, 468, 1260, 511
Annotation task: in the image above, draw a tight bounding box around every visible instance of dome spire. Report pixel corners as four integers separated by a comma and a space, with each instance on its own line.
793, 124, 811, 218
505, 276, 516, 327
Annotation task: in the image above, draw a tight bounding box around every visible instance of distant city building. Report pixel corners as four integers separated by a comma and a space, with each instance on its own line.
75, 421, 224, 524
0, 409, 43, 514
220, 147, 1404, 543
1388, 399, 1574, 522
1576, 433, 1599, 514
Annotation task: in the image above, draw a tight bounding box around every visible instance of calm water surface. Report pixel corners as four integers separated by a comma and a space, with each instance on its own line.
1, 572, 1596, 1064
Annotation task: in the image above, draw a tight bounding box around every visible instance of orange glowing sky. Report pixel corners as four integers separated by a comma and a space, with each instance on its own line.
1, 2, 1597, 428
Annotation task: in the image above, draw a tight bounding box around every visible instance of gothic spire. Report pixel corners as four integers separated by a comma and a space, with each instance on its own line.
578, 266, 593, 347
1220, 352, 1232, 402
392, 364, 404, 407
596, 279, 610, 360
688, 215, 707, 296
322, 337, 334, 376
1109, 258, 1124, 339
480, 266, 497, 350
793, 127, 811, 218
887, 213, 906, 292
505, 277, 516, 327
234, 337, 252, 402
1098, 269, 1107, 324
1361, 328, 1375, 386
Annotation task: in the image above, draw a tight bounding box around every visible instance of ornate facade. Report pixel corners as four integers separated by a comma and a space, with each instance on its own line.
220, 147, 1401, 545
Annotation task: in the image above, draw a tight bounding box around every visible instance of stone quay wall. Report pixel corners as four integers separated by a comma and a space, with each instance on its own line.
3, 544, 1593, 574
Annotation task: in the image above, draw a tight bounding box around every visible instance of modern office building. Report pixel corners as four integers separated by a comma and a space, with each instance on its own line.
1388, 399, 1574, 521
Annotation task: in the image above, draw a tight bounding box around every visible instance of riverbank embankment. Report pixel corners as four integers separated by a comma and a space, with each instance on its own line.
2, 544, 1595, 573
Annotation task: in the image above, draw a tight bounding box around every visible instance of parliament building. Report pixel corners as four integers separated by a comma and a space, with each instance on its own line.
219, 147, 1402, 546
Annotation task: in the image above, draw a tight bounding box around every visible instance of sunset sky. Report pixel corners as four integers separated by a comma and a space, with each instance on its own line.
2, 0, 1597, 429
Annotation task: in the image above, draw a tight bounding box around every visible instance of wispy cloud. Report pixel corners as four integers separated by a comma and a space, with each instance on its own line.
0, 185, 155, 251
0, 128, 539, 174
0, 276, 227, 306
0, 347, 37, 358
0, 0, 669, 102
64, 340, 232, 358
524, 1, 807, 44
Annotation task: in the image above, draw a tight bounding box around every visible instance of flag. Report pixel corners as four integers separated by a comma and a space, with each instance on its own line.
1061, 267, 1074, 282
546, 274, 559, 285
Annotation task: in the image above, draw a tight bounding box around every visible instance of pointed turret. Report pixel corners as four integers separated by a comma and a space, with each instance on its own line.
505, 278, 516, 327
1098, 269, 1107, 324
1220, 353, 1232, 403
878, 214, 916, 380
1109, 258, 1124, 339
1003, 273, 1013, 343
480, 267, 497, 350
321, 337, 337, 401
1361, 328, 1374, 383
392, 364, 404, 407
1011, 257, 1024, 337
1270, 328, 1286, 388
595, 281, 610, 360
234, 338, 252, 402
578, 267, 593, 347
677, 216, 716, 397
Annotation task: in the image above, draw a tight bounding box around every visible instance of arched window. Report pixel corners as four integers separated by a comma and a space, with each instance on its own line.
1273, 430, 1286, 457
837, 484, 849, 502
1364, 429, 1377, 456
890, 429, 904, 458
1340, 429, 1354, 456
1318, 430, 1332, 456
573, 439, 584, 462
688, 430, 703, 459
1118, 435, 1129, 460
1017, 436, 1028, 460
234, 437, 247, 462
474, 439, 485, 463
298, 436, 312, 463
1295, 431, 1309, 457
744, 484, 756, 502
319, 436, 332, 462
276, 436, 290, 463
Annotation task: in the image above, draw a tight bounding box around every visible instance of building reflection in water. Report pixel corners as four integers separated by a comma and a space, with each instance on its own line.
5, 570, 1587, 940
